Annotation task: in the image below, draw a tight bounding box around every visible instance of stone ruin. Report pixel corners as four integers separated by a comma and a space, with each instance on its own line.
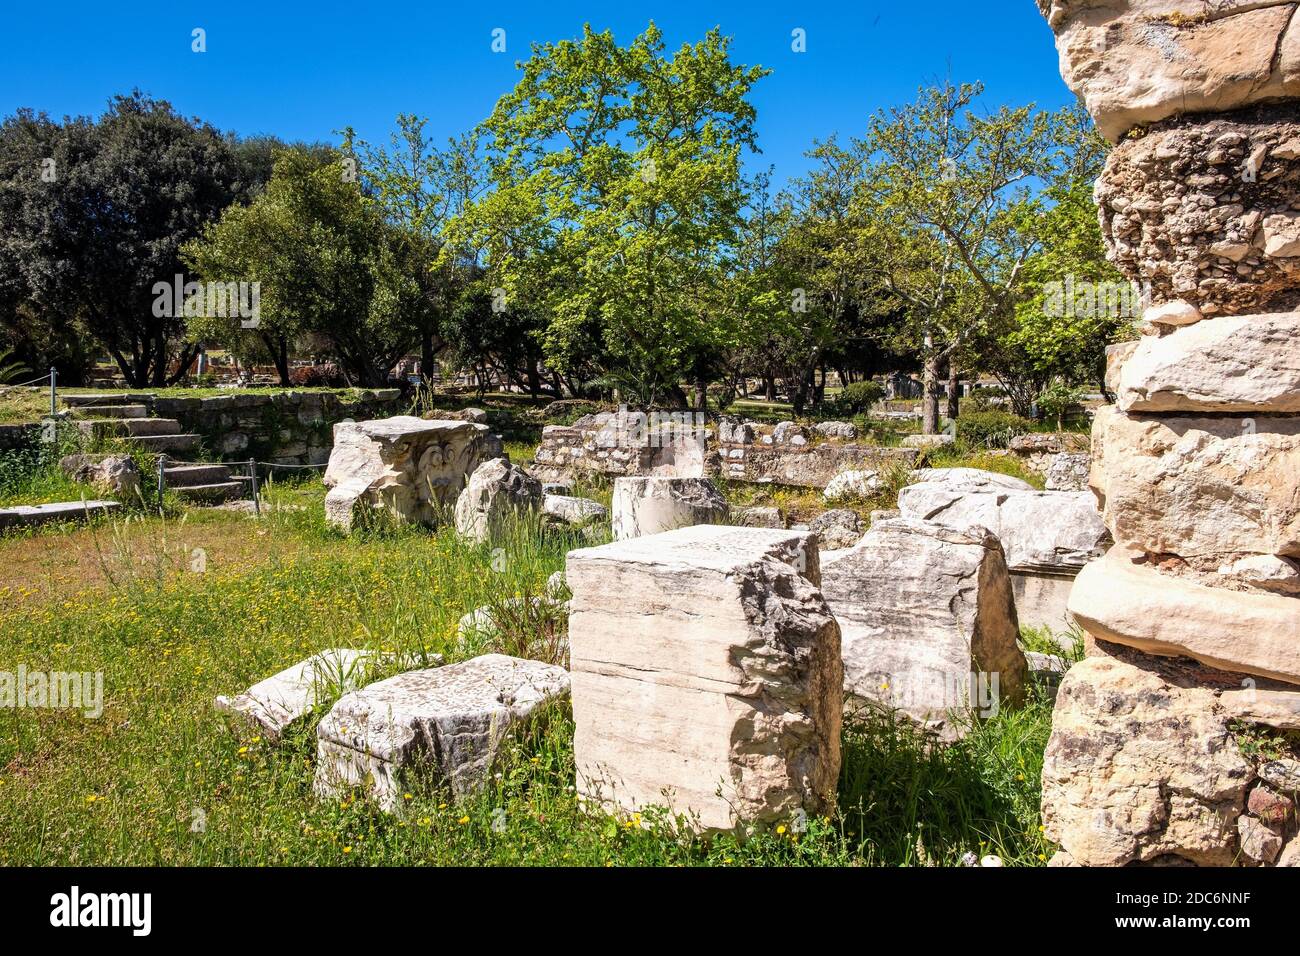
322, 416, 499, 531
1038, 0, 1300, 866
566, 525, 842, 832
531, 406, 916, 490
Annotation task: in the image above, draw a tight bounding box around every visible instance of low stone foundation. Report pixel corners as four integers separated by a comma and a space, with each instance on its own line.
153, 389, 404, 464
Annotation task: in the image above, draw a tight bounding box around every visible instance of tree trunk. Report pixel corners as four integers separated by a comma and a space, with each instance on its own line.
693, 376, 707, 413
421, 329, 436, 382
763, 374, 776, 402
526, 361, 541, 399
946, 361, 960, 422
921, 352, 942, 435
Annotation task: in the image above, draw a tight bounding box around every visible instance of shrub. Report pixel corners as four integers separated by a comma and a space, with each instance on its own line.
1036, 382, 1084, 431
289, 363, 343, 387
956, 410, 1032, 449
825, 380, 885, 418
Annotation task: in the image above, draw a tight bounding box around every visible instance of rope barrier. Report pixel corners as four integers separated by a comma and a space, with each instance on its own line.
0, 372, 54, 392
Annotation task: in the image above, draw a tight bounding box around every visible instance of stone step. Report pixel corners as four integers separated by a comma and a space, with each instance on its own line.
71, 404, 149, 419
120, 417, 182, 437
76, 418, 185, 439
163, 463, 233, 487
171, 481, 245, 503
61, 393, 154, 408
0, 500, 119, 530
124, 433, 200, 453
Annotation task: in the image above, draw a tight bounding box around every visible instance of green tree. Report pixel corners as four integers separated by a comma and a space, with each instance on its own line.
851, 82, 1093, 432
343, 117, 486, 378
453, 23, 766, 407
0, 93, 245, 387
183, 148, 421, 386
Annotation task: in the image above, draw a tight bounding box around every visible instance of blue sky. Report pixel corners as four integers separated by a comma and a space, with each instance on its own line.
0, 1, 1073, 187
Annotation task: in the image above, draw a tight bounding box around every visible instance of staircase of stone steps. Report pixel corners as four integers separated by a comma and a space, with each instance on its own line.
161, 463, 250, 504
63, 393, 202, 455
61, 394, 243, 504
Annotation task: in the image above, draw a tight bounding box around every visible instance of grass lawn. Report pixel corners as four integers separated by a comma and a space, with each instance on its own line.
0, 480, 1058, 867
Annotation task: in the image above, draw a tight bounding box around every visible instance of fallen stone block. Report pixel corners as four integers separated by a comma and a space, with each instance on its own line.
215, 649, 377, 742
566, 525, 841, 832
898, 478, 1108, 573
808, 508, 862, 550
313, 654, 570, 810
610, 476, 728, 541
820, 516, 1027, 740
734, 505, 785, 529
542, 494, 608, 525
823, 469, 881, 502
323, 417, 493, 531
454, 458, 543, 543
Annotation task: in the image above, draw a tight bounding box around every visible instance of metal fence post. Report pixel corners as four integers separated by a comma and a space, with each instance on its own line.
248, 459, 260, 516
48, 366, 56, 417
156, 453, 167, 515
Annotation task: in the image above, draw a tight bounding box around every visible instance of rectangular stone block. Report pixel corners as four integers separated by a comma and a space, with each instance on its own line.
566, 525, 841, 832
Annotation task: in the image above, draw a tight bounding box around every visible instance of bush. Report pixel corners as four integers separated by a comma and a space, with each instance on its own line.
956, 410, 1032, 449
289, 363, 343, 387
825, 380, 885, 418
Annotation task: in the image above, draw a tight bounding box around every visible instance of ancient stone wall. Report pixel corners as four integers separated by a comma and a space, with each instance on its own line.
152, 389, 403, 464
1039, 0, 1300, 867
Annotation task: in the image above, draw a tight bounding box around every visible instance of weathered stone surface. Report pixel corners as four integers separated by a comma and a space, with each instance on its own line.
902, 433, 954, 449
1039, 1, 1300, 142
1069, 548, 1300, 683
1259, 757, 1300, 792
1247, 785, 1294, 827
1118, 312, 1300, 413
215, 649, 376, 742
1105, 340, 1140, 395
734, 505, 785, 528
323, 417, 492, 531
314, 654, 569, 810
717, 416, 755, 444
454, 458, 543, 543
809, 509, 863, 550
59, 453, 141, 499
1221, 687, 1300, 732
1238, 815, 1283, 865
541, 494, 608, 525
820, 517, 1027, 740
1146, 300, 1204, 328
1218, 553, 1300, 595
823, 469, 882, 501
566, 525, 841, 832
909, 467, 1034, 492
1044, 453, 1091, 492
1093, 105, 1300, 315
1042, 651, 1252, 867
530, 409, 708, 483
814, 420, 858, 439
770, 421, 809, 445
1091, 406, 1300, 560
719, 441, 917, 489
898, 480, 1108, 572
610, 476, 728, 541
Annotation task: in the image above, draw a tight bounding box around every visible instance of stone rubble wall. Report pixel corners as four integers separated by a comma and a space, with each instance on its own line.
1039, 0, 1300, 867
153, 388, 404, 464
532, 410, 917, 489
